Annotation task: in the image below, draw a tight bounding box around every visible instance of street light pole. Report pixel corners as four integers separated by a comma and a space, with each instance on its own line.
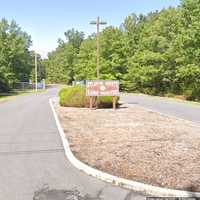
90, 17, 107, 80
35, 52, 38, 92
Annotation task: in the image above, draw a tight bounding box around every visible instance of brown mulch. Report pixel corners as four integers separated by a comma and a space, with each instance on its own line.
55, 104, 200, 192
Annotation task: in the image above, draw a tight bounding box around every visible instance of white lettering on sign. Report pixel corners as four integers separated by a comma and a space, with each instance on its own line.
86, 80, 119, 96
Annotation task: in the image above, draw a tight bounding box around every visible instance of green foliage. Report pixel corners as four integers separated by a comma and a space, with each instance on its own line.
97, 96, 119, 108
100, 27, 127, 80
176, 64, 200, 100
59, 86, 86, 107
59, 86, 118, 108
74, 37, 97, 80
47, 0, 200, 102
64, 29, 84, 52
0, 18, 34, 92
2, 1, 200, 102
45, 29, 84, 84
125, 8, 181, 94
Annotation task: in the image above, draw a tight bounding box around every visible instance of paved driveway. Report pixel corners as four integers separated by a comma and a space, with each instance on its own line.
0, 87, 144, 200
121, 94, 200, 124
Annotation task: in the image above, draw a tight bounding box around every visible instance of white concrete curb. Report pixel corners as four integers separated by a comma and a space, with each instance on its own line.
49, 98, 200, 197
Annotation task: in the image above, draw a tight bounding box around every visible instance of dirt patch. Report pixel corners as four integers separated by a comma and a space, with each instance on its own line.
55, 104, 200, 192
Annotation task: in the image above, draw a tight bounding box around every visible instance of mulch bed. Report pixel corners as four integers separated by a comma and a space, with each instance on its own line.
55, 103, 200, 192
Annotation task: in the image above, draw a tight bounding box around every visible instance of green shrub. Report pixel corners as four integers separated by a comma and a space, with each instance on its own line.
164, 92, 175, 98
183, 88, 200, 101
97, 96, 119, 108
59, 86, 119, 108
59, 86, 87, 107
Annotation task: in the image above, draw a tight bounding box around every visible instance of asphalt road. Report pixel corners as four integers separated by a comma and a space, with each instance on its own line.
121, 94, 200, 124
0, 87, 145, 200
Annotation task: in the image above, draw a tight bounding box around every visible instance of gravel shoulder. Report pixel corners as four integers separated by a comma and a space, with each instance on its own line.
56, 104, 200, 192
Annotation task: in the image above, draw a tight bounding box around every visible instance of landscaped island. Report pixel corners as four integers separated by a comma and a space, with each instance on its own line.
56, 103, 200, 192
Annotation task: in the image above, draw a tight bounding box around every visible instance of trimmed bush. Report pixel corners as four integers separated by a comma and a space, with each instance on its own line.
97, 96, 119, 108
59, 86, 87, 107
59, 86, 119, 108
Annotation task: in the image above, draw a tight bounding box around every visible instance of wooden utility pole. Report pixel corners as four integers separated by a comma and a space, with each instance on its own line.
35, 52, 38, 92
90, 17, 107, 80
96, 16, 100, 80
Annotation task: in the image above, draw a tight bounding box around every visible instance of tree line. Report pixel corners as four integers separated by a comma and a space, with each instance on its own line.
1, 0, 200, 101
45, 0, 200, 101
0, 18, 45, 92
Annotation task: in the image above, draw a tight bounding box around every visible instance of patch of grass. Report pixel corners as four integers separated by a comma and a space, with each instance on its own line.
0, 89, 46, 102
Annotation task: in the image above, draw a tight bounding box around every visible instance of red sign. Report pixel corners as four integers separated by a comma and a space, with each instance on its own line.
86, 80, 119, 96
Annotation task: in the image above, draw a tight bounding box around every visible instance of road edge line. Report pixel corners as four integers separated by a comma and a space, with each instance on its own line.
49, 98, 200, 197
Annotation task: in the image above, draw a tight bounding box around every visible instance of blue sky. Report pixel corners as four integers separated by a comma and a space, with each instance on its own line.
1, 0, 180, 57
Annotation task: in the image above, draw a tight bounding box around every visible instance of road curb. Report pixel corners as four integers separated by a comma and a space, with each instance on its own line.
49, 98, 200, 197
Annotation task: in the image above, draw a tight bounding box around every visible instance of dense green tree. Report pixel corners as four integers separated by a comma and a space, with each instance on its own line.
74, 27, 127, 82
126, 8, 181, 94
172, 0, 200, 99
74, 36, 96, 80
100, 27, 127, 80
0, 18, 33, 92
45, 0, 200, 101
64, 29, 84, 51
45, 29, 84, 84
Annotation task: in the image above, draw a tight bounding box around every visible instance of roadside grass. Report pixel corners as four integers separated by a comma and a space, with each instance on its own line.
0, 89, 46, 102
124, 92, 200, 106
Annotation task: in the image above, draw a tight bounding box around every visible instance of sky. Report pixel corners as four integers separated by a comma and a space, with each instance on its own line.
0, 0, 180, 58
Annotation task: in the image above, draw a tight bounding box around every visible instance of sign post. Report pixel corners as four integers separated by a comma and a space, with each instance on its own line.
113, 96, 117, 110
89, 96, 93, 109
86, 80, 119, 110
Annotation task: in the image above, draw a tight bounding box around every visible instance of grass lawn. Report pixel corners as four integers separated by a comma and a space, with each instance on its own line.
0, 89, 46, 102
